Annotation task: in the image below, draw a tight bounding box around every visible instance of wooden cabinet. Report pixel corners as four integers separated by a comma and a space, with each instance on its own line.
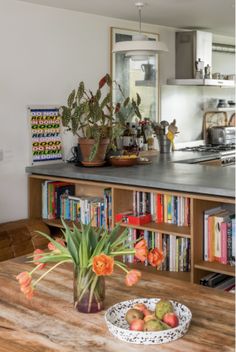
28, 174, 235, 286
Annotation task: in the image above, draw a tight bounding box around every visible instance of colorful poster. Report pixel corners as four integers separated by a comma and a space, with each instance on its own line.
29, 108, 63, 163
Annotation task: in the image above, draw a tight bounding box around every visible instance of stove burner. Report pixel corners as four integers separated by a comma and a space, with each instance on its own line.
178, 144, 236, 153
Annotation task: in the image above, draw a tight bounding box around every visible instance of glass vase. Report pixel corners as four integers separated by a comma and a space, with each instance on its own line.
73, 266, 105, 313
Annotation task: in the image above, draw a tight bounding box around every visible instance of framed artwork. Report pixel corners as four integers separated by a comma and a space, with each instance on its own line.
28, 105, 64, 164
110, 27, 160, 122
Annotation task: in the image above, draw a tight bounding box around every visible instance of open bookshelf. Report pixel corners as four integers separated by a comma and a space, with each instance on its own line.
28, 174, 235, 288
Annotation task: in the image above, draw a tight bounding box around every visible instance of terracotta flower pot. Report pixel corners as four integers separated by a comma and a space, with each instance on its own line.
79, 138, 110, 166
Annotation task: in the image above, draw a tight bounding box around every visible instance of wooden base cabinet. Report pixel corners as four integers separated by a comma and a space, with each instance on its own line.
28, 174, 235, 287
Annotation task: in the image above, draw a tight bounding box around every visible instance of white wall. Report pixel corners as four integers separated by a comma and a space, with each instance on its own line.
0, 0, 175, 222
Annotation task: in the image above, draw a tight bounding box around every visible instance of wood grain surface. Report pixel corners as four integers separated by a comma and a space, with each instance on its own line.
0, 257, 234, 352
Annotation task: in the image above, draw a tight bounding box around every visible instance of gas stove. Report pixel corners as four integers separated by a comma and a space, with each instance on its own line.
176, 144, 235, 167
177, 144, 236, 154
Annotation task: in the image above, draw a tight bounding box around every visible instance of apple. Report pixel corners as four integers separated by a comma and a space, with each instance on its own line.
125, 308, 144, 324
133, 303, 147, 312
162, 312, 179, 328
143, 308, 154, 317
144, 313, 156, 322
130, 319, 144, 331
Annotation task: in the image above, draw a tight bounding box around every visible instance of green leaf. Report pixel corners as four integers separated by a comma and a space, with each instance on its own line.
60, 106, 71, 127
92, 230, 109, 257
96, 89, 101, 101
88, 138, 100, 161
105, 73, 112, 87
109, 223, 121, 244
101, 93, 111, 109
77, 82, 85, 101
136, 93, 141, 106
67, 89, 76, 108
36, 231, 68, 254
123, 97, 130, 107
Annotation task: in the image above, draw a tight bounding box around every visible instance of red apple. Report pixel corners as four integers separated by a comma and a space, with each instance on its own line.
133, 303, 147, 312
162, 312, 179, 328
143, 308, 154, 317
130, 319, 144, 331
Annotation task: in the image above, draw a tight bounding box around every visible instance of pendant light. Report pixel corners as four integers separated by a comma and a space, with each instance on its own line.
112, 2, 168, 58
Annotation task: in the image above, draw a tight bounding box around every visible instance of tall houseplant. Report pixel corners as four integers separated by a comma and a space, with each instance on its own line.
60, 74, 141, 165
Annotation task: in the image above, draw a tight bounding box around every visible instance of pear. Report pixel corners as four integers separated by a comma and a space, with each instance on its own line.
143, 319, 163, 332
125, 308, 144, 325
155, 300, 173, 320
160, 321, 171, 330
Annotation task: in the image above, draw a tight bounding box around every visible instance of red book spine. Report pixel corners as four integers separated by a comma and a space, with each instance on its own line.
157, 194, 163, 223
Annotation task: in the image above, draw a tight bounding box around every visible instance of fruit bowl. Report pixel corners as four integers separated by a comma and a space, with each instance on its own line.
109, 155, 138, 167
105, 298, 192, 345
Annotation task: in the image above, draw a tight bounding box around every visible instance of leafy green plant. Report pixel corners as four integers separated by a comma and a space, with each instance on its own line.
60, 74, 142, 160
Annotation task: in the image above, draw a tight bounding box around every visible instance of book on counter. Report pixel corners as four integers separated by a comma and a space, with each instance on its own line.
203, 205, 235, 266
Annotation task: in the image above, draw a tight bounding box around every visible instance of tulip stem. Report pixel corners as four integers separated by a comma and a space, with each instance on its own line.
33, 260, 71, 287
115, 262, 129, 273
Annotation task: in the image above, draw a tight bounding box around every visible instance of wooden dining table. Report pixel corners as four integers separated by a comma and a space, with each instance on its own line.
0, 256, 235, 352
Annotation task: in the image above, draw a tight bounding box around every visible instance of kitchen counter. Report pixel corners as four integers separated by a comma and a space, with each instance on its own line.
26, 151, 235, 198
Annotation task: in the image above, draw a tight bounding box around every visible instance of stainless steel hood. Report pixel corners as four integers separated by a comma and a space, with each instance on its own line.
167, 30, 235, 87
167, 78, 235, 87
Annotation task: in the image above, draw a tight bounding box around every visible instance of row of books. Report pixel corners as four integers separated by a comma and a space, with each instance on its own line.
132, 192, 190, 226
41, 181, 112, 229
203, 205, 235, 266
124, 229, 191, 272
200, 272, 235, 293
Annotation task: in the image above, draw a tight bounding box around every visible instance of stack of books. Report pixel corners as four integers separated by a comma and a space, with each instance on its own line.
203, 205, 235, 266
42, 181, 112, 229
200, 272, 235, 293
132, 191, 190, 226
124, 229, 191, 272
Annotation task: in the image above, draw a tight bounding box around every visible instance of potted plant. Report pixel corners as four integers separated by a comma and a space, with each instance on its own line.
60, 74, 141, 166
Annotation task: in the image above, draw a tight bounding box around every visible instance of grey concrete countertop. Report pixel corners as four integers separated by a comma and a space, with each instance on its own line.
26, 151, 235, 198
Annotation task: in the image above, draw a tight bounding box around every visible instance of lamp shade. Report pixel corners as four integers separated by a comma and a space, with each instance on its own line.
112, 34, 168, 55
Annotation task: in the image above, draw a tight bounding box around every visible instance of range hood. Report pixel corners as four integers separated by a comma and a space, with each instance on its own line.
167, 31, 235, 87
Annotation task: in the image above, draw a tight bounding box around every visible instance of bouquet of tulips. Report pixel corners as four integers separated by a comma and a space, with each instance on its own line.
16, 220, 164, 313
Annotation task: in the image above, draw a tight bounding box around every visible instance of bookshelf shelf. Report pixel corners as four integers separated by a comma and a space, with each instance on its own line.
43, 218, 80, 230
194, 261, 235, 277
120, 222, 191, 238
128, 263, 191, 282
28, 174, 235, 289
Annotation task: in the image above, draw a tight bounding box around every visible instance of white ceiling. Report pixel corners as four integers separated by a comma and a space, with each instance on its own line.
17, 0, 235, 37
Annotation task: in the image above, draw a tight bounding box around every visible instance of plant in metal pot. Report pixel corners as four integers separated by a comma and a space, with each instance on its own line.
60, 74, 142, 165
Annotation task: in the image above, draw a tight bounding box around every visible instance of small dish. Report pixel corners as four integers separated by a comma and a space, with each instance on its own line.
137, 157, 152, 165
105, 298, 192, 345
110, 156, 138, 167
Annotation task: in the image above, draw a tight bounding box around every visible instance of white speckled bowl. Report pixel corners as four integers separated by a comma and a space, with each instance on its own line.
105, 298, 192, 345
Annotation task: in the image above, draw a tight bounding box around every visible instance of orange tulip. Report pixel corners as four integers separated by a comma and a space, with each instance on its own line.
16, 271, 32, 287
125, 270, 141, 287
21, 284, 35, 300
33, 249, 46, 270
148, 248, 164, 267
92, 254, 114, 276
48, 237, 66, 252
134, 239, 147, 262
16, 271, 35, 300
